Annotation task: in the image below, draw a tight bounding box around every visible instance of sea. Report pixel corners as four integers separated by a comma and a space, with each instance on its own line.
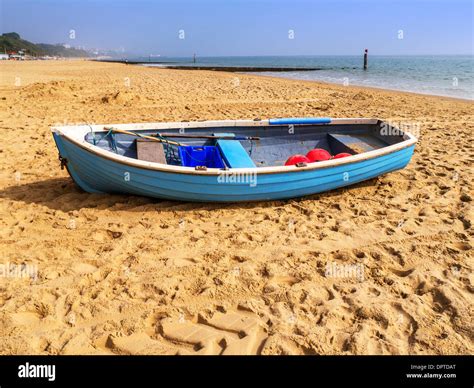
137, 55, 473, 100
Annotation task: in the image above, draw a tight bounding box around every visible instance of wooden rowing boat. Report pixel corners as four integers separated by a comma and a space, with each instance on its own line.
51, 117, 417, 202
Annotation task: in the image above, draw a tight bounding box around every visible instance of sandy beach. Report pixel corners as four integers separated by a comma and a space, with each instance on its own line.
0, 60, 472, 355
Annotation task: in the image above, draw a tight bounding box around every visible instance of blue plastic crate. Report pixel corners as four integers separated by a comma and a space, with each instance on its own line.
178, 146, 225, 168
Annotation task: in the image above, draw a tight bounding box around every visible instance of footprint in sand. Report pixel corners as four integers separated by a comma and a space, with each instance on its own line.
452, 242, 472, 252
72, 263, 98, 275
11, 311, 41, 326
266, 275, 300, 287
105, 332, 175, 355
157, 309, 268, 355
389, 267, 416, 278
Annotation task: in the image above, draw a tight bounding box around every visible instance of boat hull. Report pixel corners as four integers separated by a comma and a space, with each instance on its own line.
54, 133, 415, 202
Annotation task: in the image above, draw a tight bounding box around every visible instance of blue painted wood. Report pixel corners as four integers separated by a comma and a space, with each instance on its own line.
53, 133, 415, 202
213, 133, 235, 138
216, 140, 256, 168
269, 117, 331, 125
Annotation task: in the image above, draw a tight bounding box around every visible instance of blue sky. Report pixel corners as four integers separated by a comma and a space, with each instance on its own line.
0, 0, 472, 56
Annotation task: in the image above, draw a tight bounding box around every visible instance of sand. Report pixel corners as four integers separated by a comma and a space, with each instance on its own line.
0, 60, 472, 355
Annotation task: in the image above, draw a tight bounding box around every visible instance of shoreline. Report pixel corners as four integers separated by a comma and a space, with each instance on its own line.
140, 62, 474, 104
3, 59, 471, 103
249, 72, 474, 103
131, 60, 473, 103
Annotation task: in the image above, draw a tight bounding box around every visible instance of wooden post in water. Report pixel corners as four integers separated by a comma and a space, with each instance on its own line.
193, 53, 196, 63
363, 49, 368, 70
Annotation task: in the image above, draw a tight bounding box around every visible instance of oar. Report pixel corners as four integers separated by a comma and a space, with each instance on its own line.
157, 133, 261, 141
105, 127, 184, 146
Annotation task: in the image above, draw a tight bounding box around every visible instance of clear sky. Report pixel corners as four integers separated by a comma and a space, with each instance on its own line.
0, 0, 472, 56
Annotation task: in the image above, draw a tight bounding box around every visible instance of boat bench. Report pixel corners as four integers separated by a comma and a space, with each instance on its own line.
216, 137, 256, 168
328, 134, 387, 155
136, 139, 167, 163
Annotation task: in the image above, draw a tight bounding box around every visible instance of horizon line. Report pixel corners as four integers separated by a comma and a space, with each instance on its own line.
124, 53, 473, 57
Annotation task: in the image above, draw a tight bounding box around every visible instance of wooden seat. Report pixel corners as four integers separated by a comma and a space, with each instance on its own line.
216, 139, 256, 168
136, 139, 167, 163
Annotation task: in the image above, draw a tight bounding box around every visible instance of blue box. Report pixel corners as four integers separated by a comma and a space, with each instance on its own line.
178, 146, 225, 168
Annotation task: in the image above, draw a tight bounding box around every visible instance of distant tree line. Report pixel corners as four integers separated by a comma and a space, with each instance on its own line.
0, 32, 90, 57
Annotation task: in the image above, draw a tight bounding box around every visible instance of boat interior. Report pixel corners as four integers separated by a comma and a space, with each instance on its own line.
84, 122, 406, 168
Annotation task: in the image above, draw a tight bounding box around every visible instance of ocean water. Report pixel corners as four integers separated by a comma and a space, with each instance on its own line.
142, 55, 473, 100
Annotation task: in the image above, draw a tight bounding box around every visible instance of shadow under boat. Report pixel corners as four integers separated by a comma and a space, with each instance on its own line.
0, 176, 380, 213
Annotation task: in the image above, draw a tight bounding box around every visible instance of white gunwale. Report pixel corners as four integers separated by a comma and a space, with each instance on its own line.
51, 118, 417, 176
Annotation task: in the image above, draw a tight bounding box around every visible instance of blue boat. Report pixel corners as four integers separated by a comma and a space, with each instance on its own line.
51, 118, 417, 202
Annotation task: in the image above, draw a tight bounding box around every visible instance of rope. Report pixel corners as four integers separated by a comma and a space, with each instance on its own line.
155, 132, 180, 148
87, 124, 97, 146
105, 129, 118, 153
162, 142, 180, 164
105, 127, 184, 147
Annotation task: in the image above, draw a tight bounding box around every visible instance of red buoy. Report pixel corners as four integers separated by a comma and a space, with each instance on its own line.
333, 153, 352, 159
306, 148, 331, 162
285, 154, 310, 166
